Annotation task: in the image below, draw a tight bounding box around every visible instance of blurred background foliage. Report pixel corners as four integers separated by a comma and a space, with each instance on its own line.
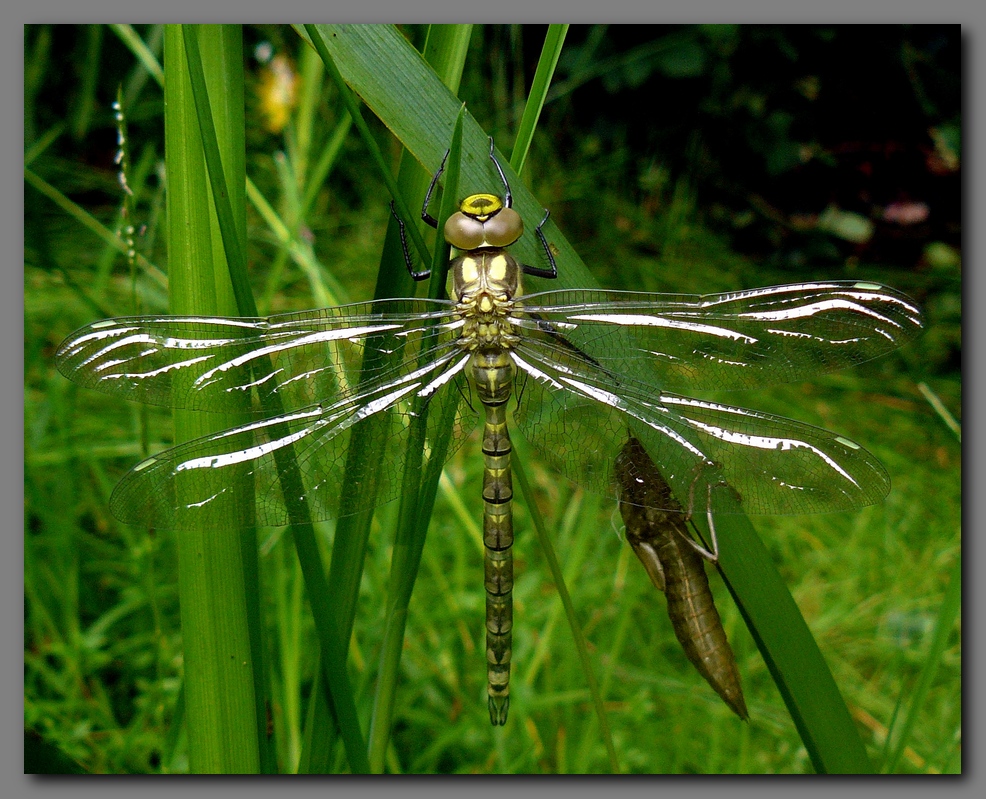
24, 24, 960, 773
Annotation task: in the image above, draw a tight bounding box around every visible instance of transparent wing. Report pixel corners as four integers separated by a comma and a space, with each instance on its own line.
109, 351, 479, 530
59, 281, 919, 527
55, 298, 462, 414
511, 335, 890, 516
515, 281, 922, 392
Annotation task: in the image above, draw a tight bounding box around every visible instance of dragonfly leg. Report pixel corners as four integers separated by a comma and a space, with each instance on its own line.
421, 147, 451, 228
391, 200, 431, 281
521, 209, 558, 279
485, 137, 556, 280
679, 463, 734, 563
394, 145, 456, 280
487, 137, 512, 209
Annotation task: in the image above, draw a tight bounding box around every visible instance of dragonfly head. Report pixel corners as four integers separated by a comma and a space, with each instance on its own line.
445, 193, 524, 252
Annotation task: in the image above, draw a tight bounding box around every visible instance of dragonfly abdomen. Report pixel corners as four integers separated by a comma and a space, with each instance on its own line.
657, 529, 749, 720
471, 349, 516, 725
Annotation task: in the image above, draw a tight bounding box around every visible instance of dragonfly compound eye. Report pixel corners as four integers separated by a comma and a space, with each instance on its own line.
481, 206, 523, 248
445, 212, 486, 251
445, 206, 525, 252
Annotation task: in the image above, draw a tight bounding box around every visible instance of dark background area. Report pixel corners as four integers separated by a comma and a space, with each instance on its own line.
537, 25, 960, 270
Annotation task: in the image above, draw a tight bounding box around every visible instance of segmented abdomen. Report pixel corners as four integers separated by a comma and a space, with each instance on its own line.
616, 438, 748, 720
470, 348, 515, 725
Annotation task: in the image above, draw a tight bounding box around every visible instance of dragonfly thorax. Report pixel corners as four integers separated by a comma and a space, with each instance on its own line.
452, 250, 522, 351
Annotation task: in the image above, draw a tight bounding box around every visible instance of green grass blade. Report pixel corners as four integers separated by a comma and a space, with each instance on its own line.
278, 24, 398, 771
917, 381, 961, 443
179, 26, 280, 774
421, 24, 473, 97
690, 497, 874, 773
508, 28, 616, 765
292, 37, 580, 751
297, 24, 591, 293
288, 52, 452, 771
879, 383, 960, 772
883, 551, 961, 772
367, 105, 465, 772
288, 525, 371, 774
245, 176, 347, 309
513, 456, 621, 773
499, 25, 619, 765
110, 24, 165, 87
510, 24, 568, 175
424, 103, 464, 295
180, 26, 255, 318
23, 167, 167, 297
164, 24, 260, 774
301, 115, 353, 218
288, 40, 321, 187
70, 25, 102, 140
304, 24, 431, 267
186, 26, 370, 773
292, 27, 474, 771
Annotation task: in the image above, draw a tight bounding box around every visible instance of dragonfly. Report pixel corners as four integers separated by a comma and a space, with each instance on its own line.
56, 141, 923, 725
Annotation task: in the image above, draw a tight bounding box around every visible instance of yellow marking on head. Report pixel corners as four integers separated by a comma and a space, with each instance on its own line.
461, 193, 503, 219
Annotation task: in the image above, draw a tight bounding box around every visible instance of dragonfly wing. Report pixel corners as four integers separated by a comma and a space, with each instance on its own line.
641, 390, 890, 515
517, 281, 922, 392
55, 298, 461, 414
109, 350, 478, 530
511, 337, 890, 516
